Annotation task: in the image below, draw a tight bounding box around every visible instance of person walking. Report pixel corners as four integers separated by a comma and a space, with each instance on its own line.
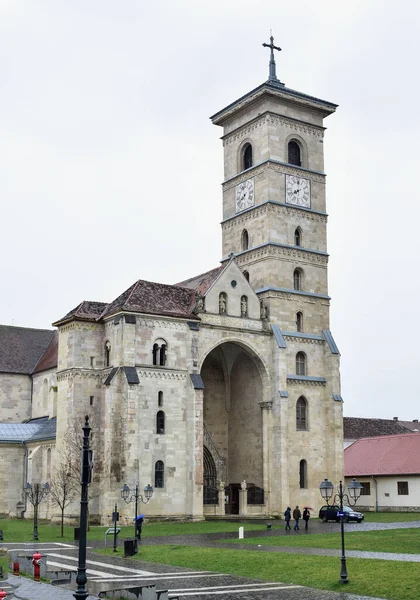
293, 505, 301, 531
303, 507, 310, 530
284, 506, 291, 531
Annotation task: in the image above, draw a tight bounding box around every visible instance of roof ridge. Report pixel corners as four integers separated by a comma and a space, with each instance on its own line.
0, 324, 54, 333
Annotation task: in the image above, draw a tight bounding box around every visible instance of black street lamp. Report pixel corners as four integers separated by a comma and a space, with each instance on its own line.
23, 482, 50, 540
319, 477, 363, 584
74, 415, 94, 600
120, 483, 153, 539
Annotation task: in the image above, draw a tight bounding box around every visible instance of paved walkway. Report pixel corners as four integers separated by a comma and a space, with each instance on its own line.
2, 574, 100, 599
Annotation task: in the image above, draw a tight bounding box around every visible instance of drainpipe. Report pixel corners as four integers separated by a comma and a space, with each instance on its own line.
21, 441, 29, 516
372, 476, 378, 512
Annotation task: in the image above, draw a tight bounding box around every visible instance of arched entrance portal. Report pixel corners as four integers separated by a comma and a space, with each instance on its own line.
201, 342, 264, 514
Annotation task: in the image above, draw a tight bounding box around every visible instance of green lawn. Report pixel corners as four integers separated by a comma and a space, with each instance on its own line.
363, 512, 420, 522
98, 545, 420, 600
225, 527, 420, 554
0, 518, 266, 542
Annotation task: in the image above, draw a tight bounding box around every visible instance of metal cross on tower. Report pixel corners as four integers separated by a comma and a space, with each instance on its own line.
262, 34, 283, 85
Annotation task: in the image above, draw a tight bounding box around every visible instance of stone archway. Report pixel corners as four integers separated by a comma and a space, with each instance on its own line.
200, 341, 266, 513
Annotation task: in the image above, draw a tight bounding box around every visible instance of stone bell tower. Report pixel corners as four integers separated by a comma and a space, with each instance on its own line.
211, 36, 337, 333
210, 38, 344, 506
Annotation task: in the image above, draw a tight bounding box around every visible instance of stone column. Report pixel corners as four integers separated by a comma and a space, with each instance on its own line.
259, 400, 273, 516
239, 480, 247, 517
217, 480, 225, 516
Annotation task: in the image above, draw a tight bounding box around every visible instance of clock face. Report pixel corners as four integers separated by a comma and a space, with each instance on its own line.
235, 178, 255, 213
285, 175, 311, 208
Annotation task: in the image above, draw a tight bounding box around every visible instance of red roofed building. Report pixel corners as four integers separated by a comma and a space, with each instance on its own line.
344, 433, 420, 512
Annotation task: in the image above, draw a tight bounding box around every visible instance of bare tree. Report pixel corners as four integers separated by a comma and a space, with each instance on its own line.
49, 454, 77, 537
62, 414, 104, 528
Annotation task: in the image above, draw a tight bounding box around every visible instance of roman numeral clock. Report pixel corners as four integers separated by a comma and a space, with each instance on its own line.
285, 174, 311, 208
235, 178, 255, 213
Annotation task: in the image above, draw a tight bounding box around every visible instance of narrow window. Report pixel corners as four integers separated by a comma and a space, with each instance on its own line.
296, 352, 306, 376
299, 459, 307, 489
296, 312, 303, 332
47, 448, 52, 480
293, 268, 303, 291
152, 343, 159, 366
155, 461, 164, 488
243, 143, 253, 170
294, 228, 302, 247
360, 482, 371, 496
156, 411, 165, 434
243, 270, 250, 282
90, 356, 95, 367
89, 396, 94, 406
296, 397, 307, 430
397, 481, 409, 495
159, 344, 166, 366
288, 141, 301, 166
241, 229, 249, 251
158, 391, 163, 407
105, 342, 111, 367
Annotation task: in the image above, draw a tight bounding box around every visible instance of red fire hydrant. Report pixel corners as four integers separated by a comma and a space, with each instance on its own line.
0, 589, 7, 598
32, 552, 42, 582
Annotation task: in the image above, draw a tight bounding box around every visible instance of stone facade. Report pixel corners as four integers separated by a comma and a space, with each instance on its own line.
0, 63, 344, 522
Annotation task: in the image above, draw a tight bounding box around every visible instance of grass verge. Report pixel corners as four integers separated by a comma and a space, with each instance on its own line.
98, 545, 420, 600
225, 527, 420, 554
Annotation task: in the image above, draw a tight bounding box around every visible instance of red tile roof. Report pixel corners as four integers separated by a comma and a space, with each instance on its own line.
100, 279, 199, 320
176, 266, 224, 296
344, 433, 420, 476
343, 417, 416, 439
53, 301, 108, 326
32, 331, 58, 374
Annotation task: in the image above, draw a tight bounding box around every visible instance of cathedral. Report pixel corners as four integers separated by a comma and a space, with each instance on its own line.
0, 40, 344, 522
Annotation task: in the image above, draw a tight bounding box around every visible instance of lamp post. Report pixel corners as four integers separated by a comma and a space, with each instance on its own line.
319, 477, 363, 584
120, 483, 153, 539
74, 415, 94, 600
23, 482, 50, 540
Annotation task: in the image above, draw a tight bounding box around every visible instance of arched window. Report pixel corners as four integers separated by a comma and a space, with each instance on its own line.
219, 292, 227, 315
243, 143, 253, 170
155, 461, 164, 488
294, 228, 302, 247
159, 344, 166, 366
296, 397, 307, 430
296, 311, 303, 332
293, 268, 303, 291
156, 411, 165, 434
105, 341, 111, 367
296, 352, 306, 376
152, 343, 159, 366
288, 141, 301, 166
158, 391, 163, 406
241, 229, 249, 250
243, 270, 250, 282
299, 459, 308, 488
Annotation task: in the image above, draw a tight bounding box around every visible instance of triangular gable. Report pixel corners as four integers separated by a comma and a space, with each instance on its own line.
203, 259, 260, 319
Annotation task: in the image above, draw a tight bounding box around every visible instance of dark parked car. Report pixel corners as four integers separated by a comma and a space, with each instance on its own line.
319, 505, 364, 523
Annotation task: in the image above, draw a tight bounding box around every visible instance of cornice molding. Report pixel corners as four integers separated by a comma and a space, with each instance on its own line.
222, 159, 326, 191
199, 313, 265, 332
287, 375, 326, 386
57, 368, 105, 382
59, 321, 103, 334
283, 335, 324, 346
257, 289, 330, 306
221, 200, 328, 228
233, 244, 328, 268
222, 112, 324, 147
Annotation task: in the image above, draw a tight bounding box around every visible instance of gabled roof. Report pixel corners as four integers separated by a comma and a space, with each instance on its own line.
344, 417, 416, 440
345, 433, 420, 476
53, 300, 108, 326
0, 325, 55, 375
176, 266, 224, 296
100, 279, 198, 320
0, 417, 56, 443
32, 331, 58, 374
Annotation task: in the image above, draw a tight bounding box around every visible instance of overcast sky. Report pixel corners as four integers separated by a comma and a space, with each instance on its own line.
1, 1, 419, 420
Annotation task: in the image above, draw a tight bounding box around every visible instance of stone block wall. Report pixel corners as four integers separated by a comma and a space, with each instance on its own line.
0, 373, 31, 422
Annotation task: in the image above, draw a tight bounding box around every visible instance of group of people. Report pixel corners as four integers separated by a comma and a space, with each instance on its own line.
284, 505, 310, 531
